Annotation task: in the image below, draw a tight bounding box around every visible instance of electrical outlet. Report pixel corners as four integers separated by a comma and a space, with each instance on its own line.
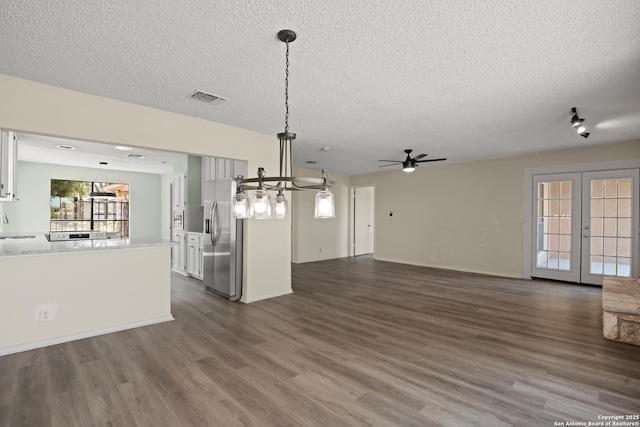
39, 309, 52, 323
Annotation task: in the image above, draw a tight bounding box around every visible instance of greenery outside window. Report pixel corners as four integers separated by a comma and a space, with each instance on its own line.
50, 179, 130, 238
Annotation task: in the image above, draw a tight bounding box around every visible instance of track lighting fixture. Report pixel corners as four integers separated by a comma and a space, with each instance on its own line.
570, 107, 590, 139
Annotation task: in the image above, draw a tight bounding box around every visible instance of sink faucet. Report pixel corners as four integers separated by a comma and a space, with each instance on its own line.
0, 210, 8, 224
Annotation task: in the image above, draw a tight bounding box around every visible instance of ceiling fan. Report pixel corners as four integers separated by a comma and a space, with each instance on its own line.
378, 149, 447, 172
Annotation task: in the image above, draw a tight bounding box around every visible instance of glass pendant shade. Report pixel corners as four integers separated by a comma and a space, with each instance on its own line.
232, 192, 250, 218
314, 189, 335, 219
251, 189, 272, 219
273, 192, 288, 219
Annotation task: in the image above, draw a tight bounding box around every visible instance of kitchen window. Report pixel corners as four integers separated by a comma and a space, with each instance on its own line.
50, 179, 130, 238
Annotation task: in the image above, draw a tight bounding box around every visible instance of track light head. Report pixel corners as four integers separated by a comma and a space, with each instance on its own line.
569, 107, 590, 138
570, 115, 584, 127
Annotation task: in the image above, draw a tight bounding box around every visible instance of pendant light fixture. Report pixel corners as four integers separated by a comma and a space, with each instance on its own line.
90, 162, 116, 199
232, 30, 335, 220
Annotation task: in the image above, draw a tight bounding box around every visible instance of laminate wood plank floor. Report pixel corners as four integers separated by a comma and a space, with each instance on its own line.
2, 257, 639, 426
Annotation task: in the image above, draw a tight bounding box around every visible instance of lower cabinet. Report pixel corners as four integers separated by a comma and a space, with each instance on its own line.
186, 233, 204, 280
172, 230, 188, 275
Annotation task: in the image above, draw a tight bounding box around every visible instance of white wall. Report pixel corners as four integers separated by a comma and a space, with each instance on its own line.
291, 168, 350, 263
350, 140, 640, 278
0, 74, 291, 303
0, 246, 172, 355
0, 161, 162, 238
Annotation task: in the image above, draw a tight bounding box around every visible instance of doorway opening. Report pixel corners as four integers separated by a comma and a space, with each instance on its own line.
353, 186, 375, 257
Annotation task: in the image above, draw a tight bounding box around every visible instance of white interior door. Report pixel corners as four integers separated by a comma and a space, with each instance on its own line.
530, 169, 639, 285
580, 170, 639, 285
354, 187, 374, 256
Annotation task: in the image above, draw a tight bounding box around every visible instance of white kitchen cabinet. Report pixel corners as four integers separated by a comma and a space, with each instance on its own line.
201, 157, 246, 182
186, 233, 204, 280
0, 130, 17, 202
172, 172, 187, 210
172, 230, 188, 275
216, 158, 233, 179
201, 157, 215, 181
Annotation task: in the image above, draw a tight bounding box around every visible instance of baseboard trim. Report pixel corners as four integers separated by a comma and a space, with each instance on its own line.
241, 289, 294, 304
0, 315, 175, 356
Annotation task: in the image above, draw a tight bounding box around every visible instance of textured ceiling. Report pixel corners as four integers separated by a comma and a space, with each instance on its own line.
1, 0, 639, 175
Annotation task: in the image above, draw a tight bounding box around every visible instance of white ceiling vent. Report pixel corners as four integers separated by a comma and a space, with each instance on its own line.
189, 90, 227, 105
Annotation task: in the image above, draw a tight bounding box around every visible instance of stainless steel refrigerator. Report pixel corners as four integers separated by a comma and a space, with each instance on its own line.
203, 178, 243, 301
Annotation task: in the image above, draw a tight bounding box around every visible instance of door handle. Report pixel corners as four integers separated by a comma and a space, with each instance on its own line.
583, 234, 589, 238
211, 201, 219, 246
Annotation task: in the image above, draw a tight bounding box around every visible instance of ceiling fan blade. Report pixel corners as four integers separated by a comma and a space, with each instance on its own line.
378, 159, 402, 162
378, 162, 402, 167
414, 154, 427, 160
415, 158, 447, 163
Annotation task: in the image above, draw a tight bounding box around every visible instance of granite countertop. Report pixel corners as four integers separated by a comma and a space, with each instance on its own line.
0, 233, 173, 258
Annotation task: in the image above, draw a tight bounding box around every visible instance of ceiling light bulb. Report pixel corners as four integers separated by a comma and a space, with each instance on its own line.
403, 167, 415, 173
273, 192, 288, 219
576, 126, 586, 134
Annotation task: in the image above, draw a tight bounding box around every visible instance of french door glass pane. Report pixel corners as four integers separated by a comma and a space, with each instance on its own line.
536, 181, 572, 271
589, 178, 632, 277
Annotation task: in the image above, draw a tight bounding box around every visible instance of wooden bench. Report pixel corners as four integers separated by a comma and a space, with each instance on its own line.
603, 277, 640, 346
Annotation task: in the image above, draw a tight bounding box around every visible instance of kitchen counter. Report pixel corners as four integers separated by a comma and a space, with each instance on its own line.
0, 233, 172, 257
1, 233, 173, 356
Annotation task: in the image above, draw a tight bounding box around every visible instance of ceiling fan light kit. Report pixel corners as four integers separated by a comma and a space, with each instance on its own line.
232, 30, 335, 220
378, 149, 447, 173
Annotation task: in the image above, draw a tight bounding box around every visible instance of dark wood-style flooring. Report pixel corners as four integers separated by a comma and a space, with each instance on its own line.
1, 257, 639, 426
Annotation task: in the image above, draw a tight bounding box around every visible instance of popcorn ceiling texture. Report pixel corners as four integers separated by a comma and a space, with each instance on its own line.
1, 0, 639, 174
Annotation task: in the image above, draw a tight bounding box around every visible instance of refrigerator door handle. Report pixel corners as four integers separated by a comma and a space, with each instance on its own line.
211, 201, 219, 246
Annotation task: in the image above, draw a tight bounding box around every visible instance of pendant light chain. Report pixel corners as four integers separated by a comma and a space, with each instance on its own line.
284, 41, 290, 134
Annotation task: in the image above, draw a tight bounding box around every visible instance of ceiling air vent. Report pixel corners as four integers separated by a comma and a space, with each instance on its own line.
127, 153, 147, 159
189, 90, 228, 105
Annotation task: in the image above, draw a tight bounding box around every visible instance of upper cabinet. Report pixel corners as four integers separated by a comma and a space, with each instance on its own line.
172, 171, 186, 210
172, 155, 203, 211
202, 157, 247, 181
0, 130, 17, 202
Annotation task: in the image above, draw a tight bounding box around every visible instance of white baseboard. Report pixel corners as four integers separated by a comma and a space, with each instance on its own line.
241, 289, 294, 304
0, 315, 175, 356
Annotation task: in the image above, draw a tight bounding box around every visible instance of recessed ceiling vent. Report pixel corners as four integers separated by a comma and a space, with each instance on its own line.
127, 153, 147, 159
189, 90, 228, 105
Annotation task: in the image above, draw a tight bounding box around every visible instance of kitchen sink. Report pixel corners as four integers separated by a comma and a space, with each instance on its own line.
0, 235, 36, 240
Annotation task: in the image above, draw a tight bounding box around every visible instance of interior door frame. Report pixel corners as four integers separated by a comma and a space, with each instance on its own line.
523, 159, 640, 280
348, 185, 376, 257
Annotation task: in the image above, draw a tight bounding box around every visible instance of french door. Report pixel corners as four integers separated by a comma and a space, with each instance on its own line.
531, 169, 639, 285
